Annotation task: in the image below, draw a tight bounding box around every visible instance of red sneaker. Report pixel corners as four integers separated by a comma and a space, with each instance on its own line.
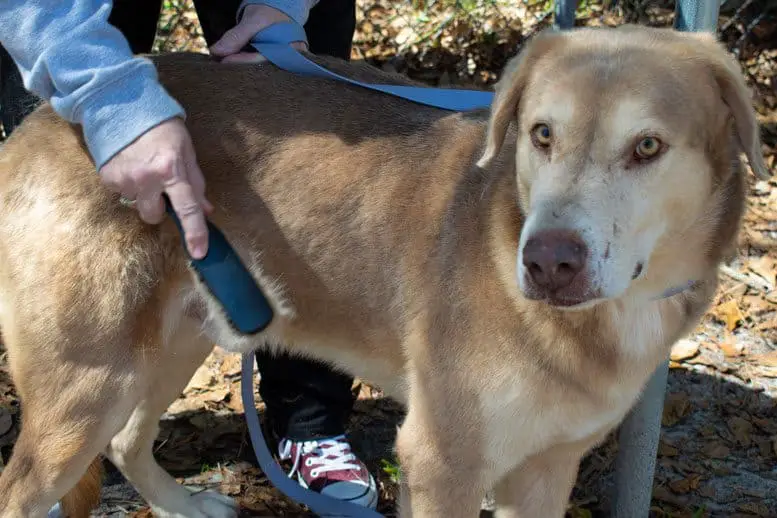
278, 435, 378, 509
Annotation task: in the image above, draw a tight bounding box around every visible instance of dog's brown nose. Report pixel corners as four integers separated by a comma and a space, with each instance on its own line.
522, 230, 587, 291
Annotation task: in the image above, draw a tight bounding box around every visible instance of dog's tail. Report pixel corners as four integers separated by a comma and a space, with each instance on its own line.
59, 457, 104, 518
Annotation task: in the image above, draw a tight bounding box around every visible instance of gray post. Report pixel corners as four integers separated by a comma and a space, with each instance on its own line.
612, 2, 720, 517
674, 0, 721, 31
554, 0, 579, 30
611, 360, 670, 517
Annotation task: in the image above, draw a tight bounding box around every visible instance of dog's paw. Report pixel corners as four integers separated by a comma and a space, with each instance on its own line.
153, 490, 239, 518
189, 490, 239, 518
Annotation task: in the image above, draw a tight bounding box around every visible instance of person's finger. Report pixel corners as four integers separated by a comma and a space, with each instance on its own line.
185, 157, 214, 216
135, 188, 165, 225
210, 23, 261, 57
164, 159, 209, 260
220, 52, 268, 64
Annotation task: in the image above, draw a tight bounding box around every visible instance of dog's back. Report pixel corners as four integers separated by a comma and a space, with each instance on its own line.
0, 50, 495, 394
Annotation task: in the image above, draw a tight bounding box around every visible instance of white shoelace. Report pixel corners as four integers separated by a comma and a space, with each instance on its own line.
279, 434, 361, 479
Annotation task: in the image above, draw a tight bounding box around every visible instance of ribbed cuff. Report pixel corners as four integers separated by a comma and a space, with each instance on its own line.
73, 61, 186, 170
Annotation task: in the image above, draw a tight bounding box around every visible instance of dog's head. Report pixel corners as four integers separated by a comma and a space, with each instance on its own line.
478, 25, 770, 309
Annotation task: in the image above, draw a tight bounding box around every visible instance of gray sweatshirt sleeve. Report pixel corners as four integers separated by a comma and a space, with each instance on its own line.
0, 1, 186, 170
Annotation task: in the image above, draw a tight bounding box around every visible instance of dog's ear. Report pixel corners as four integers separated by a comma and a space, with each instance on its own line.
690, 32, 771, 180
476, 31, 563, 169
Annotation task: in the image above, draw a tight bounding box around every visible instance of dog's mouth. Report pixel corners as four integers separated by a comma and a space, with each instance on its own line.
521, 287, 601, 310
544, 294, 603, 310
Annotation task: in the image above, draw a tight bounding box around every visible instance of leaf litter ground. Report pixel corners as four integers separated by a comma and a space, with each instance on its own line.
1, 1, 777, 517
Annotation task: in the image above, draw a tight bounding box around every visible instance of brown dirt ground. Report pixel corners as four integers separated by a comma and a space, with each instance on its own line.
1, 1, 776, 517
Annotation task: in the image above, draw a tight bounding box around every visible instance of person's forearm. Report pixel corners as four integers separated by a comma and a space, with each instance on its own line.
0, 1, 185, 169
238, 0, 321, 27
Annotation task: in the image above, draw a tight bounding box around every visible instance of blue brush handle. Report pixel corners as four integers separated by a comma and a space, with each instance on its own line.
164, 195, 274, 334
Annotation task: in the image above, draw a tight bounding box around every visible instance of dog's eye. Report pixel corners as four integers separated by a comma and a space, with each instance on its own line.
634, 137, 662, 160
530, 123, 552, 149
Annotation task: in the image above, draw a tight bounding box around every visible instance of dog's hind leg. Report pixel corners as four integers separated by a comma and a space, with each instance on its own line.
104, 316, 238, 518
0, 325, 145, 518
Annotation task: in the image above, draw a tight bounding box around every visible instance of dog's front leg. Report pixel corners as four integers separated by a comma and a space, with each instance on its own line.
395, 385, 486, 518
492, 445, 586, 518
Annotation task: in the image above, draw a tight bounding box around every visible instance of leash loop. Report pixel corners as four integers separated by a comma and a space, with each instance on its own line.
249, 22, 495, 112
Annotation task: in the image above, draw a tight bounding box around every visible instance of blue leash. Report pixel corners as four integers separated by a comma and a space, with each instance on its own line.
249, 22, 495, 112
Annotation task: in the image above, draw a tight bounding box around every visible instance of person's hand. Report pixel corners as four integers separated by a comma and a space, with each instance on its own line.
209, 4, 308, 64
99, 117, 213, 259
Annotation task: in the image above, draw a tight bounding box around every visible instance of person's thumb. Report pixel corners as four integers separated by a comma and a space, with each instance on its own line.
210, 23, 257, 57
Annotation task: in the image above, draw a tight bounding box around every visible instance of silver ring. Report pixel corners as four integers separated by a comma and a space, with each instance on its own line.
118, 196, 137, 208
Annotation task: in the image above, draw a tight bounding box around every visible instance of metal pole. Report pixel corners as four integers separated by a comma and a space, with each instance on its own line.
554, 0, 579, 29
611, 360, 670, 517
674, 0, 721, 31
612, 3, 721, 517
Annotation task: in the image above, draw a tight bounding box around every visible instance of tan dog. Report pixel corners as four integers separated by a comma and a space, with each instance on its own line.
0, 24, 769, 518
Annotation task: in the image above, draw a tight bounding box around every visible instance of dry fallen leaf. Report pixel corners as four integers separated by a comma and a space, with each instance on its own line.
219, 467, 244, 496
662, 391, 692, 426
743, 295, 775, 315
702, 442, 731, 459
749, 350, 777, 368
668, 477, 692, 494
727, 416, 754, 447
719, 340, 743, 357
219, 355, 242, 377
748, 255, 777, 285
711, 299, 746, 331
658, 441, 679, 457
670, 339, 701, 361
672, 474, 702, 495
737, 501, 772, 517
226, 386, 246, 413
199, 387, 230, 403
185, 366, 217, 391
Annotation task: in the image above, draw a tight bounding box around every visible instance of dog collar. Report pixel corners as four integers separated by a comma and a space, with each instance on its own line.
656, 280, 701, 300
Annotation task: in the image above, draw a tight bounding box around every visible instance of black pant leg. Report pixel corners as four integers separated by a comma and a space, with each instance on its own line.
0, 45, 38, 137
108, 0, 163, 54
255, 350, 357, 441
190, 0, 242, 48
304, 0, 357, 61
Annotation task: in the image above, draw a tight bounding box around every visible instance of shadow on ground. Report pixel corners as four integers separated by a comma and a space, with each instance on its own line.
4, 353, 772, 518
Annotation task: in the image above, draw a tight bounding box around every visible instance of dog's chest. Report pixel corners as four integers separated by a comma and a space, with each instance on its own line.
479, 305, 672, 479
478, 374, 641, 479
